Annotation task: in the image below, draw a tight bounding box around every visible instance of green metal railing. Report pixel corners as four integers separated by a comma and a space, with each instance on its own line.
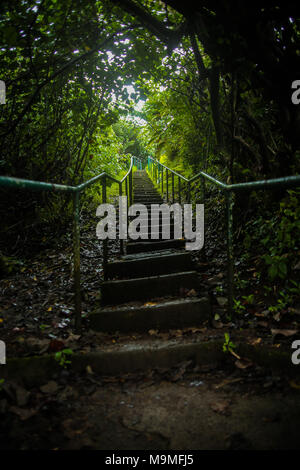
147, 156, 300, 316
0, 156, 142, 331
1, 155, 299, 330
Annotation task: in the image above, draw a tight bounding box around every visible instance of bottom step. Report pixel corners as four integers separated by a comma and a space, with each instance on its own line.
89, 297, 210, 333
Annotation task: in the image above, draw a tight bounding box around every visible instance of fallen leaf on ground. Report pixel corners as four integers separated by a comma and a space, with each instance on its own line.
257, 321, 269, 328
9, 406, 39, 421
189, 327, 206, 334
289, 380, 300, 390
271, 329, 298, 337
170, 360, 193, 381
273, 312, 281, 322
148, 329, 159, 336
235, 358, 253, 369
210, 400, 230, 414
215, 378, 243, 389
212, 318, 224, 329
65, 333, 81, 344
40, 380, 59, 394
288, 307, 300, 315
186, 289, 197, 297
249, 337, 262, 346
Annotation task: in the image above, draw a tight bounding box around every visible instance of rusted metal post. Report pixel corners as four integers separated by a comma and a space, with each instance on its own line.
226, 190, 234, 317
72, 190, 81, 332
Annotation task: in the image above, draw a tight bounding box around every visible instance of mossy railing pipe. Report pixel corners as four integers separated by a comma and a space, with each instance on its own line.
0, 156, 140, 332
146, 156, 300, 317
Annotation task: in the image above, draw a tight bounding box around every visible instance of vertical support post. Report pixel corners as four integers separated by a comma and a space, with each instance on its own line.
187, 181, 191, 203
119, 182, 124, 255
102, 176, 108, 281
201, 176, 206, 257
73, 190, 81, 332
178, 176, 181, 204
172, 172, 175, 203
201, 175, 206, 203
129, 168, 133, 207
125, 176, 129, 238
166, 169, 169, 202
125, 175, 128, 203
161, 166, 164, 196
226, 190, 234, 317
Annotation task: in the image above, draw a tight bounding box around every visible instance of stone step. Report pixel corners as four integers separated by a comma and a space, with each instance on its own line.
106, 250, 194, 279
117, 204, 172, 210
101, 270, 199, 305
89, 297, 210, 333
133, 192, 161, 197
133, 198, 164, 203
126, 238, 186, 254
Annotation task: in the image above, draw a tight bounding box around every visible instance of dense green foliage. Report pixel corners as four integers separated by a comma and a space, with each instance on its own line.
0, 0, 299, 296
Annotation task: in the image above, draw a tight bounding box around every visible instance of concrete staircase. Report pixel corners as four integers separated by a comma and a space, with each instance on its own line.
89, 170, 210, 333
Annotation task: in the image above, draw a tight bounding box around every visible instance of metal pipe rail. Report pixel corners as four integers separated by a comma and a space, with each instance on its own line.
147, 156, 300, 316
0, 156, 141, 331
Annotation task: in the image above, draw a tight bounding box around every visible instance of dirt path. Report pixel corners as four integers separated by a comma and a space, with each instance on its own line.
1, 357, 300, 450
